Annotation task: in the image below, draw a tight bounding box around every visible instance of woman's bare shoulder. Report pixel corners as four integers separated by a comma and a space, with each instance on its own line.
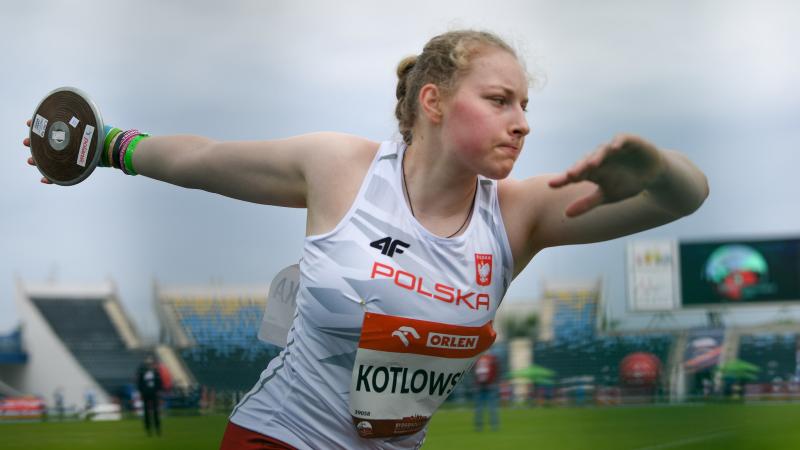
497, 175, 556, 275
302, 132, 380, 172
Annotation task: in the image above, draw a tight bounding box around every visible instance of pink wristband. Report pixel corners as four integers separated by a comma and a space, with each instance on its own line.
117, 130, 140, 174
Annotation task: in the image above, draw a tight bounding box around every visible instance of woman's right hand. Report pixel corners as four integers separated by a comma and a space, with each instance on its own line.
23, 119, 52, 184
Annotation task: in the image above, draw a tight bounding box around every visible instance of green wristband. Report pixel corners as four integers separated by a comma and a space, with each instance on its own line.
102, 127, 123, 167
124, 134, 149, 176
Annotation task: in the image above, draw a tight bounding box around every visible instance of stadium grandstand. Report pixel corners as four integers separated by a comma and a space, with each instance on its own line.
3, 245, 800, 420
521, 280, 674, 404
0, 327, 28, 399
738, 331, 798, 383
155, 283, 282, 399
0, 280, 191, 415
491, 271, 800, 406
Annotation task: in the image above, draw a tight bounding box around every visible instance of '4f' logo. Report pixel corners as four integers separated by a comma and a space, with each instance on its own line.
370, 237, 410, 257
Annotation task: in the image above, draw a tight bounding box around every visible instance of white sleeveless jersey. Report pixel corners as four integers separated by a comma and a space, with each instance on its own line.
230, 141, 513, 449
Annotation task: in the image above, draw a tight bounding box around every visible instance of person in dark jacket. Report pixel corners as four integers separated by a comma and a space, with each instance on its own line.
136, 354, 164, 436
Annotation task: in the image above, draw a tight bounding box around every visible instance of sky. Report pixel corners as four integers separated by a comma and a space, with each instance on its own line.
1, 0, 799, 341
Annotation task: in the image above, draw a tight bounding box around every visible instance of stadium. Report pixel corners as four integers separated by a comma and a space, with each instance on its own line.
2, 237, 800, 449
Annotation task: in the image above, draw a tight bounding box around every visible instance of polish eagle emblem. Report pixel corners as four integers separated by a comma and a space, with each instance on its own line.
475, 254, 493, 286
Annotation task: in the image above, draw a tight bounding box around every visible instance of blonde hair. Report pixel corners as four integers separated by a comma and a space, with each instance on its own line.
395, 30, 518, 145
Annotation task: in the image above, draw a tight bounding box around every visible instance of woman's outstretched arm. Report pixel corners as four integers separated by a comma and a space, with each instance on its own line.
501, 134, 708, 270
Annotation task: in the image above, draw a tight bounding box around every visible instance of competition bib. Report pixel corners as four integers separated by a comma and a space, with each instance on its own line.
349, 312, 495, 438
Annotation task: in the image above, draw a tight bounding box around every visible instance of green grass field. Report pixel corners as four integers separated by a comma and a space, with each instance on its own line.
2, 403, 799, 449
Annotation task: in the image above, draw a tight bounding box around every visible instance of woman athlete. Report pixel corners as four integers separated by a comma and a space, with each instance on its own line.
24, 30, 707, 449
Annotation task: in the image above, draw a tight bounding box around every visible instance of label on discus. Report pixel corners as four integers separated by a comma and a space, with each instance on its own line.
76, 124, 94, 167
32, 114, 48, 138
69, 116, 79, 128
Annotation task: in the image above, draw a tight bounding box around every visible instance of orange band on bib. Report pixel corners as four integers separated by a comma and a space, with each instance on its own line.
359, 312, 495, 357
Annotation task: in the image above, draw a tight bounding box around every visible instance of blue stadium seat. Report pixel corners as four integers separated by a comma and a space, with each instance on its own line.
738, 333, 798, 383
164, 298, 281, 391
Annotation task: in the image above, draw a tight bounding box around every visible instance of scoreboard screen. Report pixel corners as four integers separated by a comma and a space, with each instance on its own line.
680, 238, 800, 306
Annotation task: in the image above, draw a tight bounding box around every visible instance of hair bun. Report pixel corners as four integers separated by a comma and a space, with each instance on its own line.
395, 55, 417, 100
396, 55, 418, 78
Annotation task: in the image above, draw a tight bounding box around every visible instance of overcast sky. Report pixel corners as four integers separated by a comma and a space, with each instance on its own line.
1, 0, 798, 340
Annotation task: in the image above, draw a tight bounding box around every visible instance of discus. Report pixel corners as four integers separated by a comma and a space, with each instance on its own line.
29, 87, 104, 186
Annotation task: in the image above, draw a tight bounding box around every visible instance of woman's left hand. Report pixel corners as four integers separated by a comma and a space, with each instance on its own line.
548, 134, 666, 217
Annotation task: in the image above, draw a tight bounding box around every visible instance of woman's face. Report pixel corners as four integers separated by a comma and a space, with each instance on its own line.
439, 49, 530, 179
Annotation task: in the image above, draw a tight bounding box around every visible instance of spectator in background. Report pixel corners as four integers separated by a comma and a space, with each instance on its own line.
474, 350, 500, 431
53, 386, 65, 421
83, 387, 96, 414
137, 354, 164, 436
